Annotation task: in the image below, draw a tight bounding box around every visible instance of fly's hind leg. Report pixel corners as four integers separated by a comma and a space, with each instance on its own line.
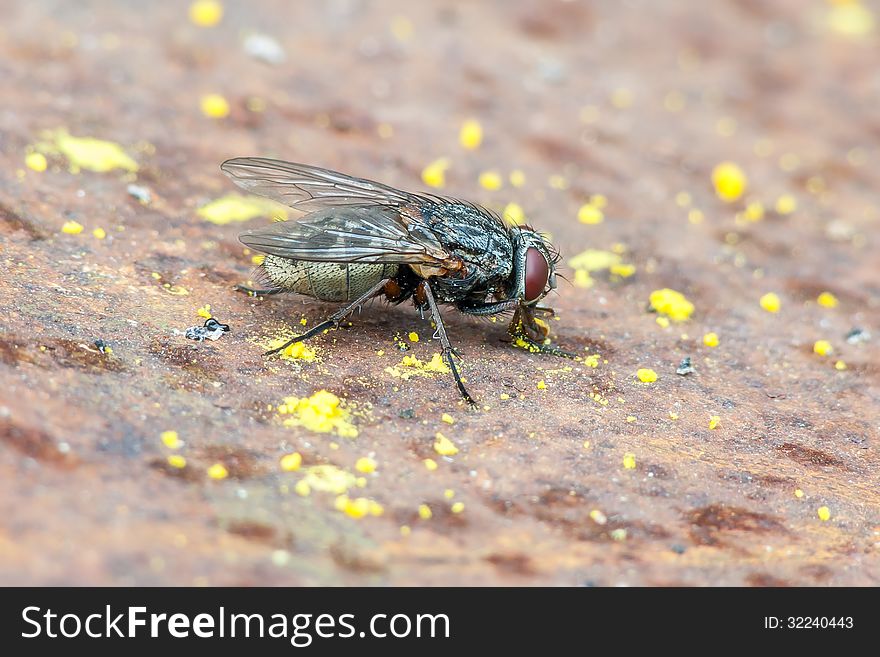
420, 282, 477, 406
264, 279, 389, 357
508, 305, 576, 359
235, 284, 283, 296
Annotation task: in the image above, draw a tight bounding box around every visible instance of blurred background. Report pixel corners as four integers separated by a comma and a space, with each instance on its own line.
0, 1, 877, 586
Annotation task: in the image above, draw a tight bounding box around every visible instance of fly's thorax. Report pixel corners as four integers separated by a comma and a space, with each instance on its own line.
261, 255, 397, 302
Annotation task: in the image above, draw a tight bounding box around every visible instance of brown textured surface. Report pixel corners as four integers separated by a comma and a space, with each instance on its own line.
0, 0, 878, 586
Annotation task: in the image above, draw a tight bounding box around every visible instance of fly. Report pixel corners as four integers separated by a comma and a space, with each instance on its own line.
221, 157, 573, 404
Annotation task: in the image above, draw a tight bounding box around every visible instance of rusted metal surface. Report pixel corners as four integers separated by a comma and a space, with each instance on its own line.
0, 0, 878, 586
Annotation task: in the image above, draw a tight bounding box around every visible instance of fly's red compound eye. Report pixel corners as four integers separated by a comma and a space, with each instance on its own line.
524, 247, 549, 302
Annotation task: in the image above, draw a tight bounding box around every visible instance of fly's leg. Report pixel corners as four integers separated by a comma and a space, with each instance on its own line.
264, 279, 389, 357
421, 282, 477, 406
235, 284, 282, 296
508, 305, 576, 359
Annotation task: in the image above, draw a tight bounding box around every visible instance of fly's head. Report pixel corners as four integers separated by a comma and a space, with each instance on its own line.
509, 228, 559, 308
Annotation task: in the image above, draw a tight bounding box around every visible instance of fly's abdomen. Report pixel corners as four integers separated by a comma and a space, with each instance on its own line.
262, 255, 397, 302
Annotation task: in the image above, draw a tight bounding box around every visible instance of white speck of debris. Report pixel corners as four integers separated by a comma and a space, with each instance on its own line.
271, 550, 290, 567
846, 328, 871, 345
57, 442, 70, 454
236, 488, 248, 499
243, 33, 286, 65
126, 184, 152, 204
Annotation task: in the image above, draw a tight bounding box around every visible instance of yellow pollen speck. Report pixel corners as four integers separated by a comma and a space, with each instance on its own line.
355, 457, 377, 474
649, 288, 694, 322
400, 525, 411, 536
583, 440, 591, 449
817, 506, 831, 521
279, 452, 302, 472
743, 200, 765, 222
509, 169, 526, 187
711, 162, 748, 202
92, 227, 106, 240
503, 202, 526, 226
167, 455, 187, 469
441, 413, 455, 425
385, 353, 450, 380
636, 368, 657, 383
408, 331, 419, 343
716, 116, 737, 137
451, 502, 464, 514
577, 204, 604, 225
609, 263, 635, 278
709, 415, 721, 430
827, 2, 874, 37
418, 504, 432, 520
421, 158, 450, 188
794, 488, 804, 498
579, 104, 600, 123
611, 87, 634, 108
35, 129, 138, 173
703, 332, 719, 347
622, 453, 637, 470
536, 380, 547, 390
433, 432, 459, 456
269, 339, 317, 363
500, 393, 511, 400
573, 269, 593, 288
813, 340, 833, 356
459, 119, 483, 150
277, 390, 358, 437
160, 430, 181, 449
760, 292, 781, 313
198, 193, 287, 225
423, 458, 438, 471
197, 304, 212, 319
688, 208, 704, 224
390, 15, 414, 42
479, 170, 503, 190
626, 415, 636, 423
656, 316, 670, 328
251, 254, 265, 265
590, 509, 607, 525
189, 0, 223, 27
548, 174, 568, 190
25, 152, 47, 172
294, 480, 311, 497
669, 411, 679, 420
775, 194, 797, 215
583, 354, 600, 368
675, 191, 692, 207
61, 220, 84, 235
817, 292, 838, 308
834, 360, 847, 371
443, 489, 455, 499
207, 463, 228, 480
200, 94, 230, 119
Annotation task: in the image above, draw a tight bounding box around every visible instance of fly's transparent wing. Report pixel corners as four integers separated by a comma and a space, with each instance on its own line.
221, 157, 419, 211
239, 205, 450, 265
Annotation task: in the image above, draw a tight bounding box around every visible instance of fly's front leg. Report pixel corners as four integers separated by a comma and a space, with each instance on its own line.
508, 305, 575, 359
264, 279, 388, 357
420, 282, 477, 406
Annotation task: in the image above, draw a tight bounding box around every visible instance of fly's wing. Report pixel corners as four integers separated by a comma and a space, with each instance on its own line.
239, 205, 450, 265
221, 157, 418, 211
225, 157, 453, 265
